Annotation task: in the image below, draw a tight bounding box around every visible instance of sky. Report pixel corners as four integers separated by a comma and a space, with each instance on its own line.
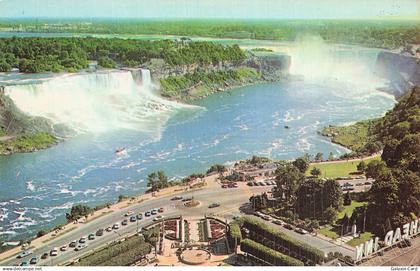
0, 0, 418, 19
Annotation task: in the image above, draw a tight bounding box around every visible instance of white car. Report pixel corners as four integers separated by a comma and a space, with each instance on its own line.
50, 248, 59, 256
112, 223, 120, 230
153, 215, 164, 221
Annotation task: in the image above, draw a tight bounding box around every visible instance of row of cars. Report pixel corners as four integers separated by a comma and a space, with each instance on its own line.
17, 207, 166, 266
253, 211, 308, 235
247, 180, 276, 186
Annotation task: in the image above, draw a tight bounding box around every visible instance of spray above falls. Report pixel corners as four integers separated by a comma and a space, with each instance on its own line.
286, 35, 388, 94
4, 69, 196, 136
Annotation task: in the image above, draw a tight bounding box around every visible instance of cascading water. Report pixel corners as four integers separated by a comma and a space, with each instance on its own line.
284, 35, 391, 102
4, 69, 195, 136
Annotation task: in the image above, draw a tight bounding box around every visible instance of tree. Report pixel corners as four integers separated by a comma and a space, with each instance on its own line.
356, 161, 366, 172
292, 157, 309, 174
98, 56, 116, 68
310, 167, 321, 177
66, 204, 92, 222
314, 152, 323, 161
344, 191, 352, 206
147, 171, 169, 192
328, 152, 334, 161
365, 160, 388, 179
206, 164, 227, 175
323, 179, 343, 210
323, 207, 338, 224
275, 164, 304, 205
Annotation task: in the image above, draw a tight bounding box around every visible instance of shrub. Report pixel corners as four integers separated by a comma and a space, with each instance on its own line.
241, 239, 304, 266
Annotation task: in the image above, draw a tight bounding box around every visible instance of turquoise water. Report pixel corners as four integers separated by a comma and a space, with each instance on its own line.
0, 39, 396, 242
0, 79, 394, 242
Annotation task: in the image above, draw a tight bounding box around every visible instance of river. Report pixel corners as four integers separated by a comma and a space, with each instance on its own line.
0, 37, 396, 242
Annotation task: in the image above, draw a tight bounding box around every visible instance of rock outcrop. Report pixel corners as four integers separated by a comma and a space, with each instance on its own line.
375, 51, 420, 98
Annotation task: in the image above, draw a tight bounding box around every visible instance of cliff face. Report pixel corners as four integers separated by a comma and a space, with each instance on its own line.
375, 51, 420, 98
147, 54, 291, 81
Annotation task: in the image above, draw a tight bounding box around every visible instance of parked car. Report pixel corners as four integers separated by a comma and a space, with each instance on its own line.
261, 215, 271, 221
253, 211, 263, 217
208, 203, 220, 208
247, 182, 254, 186
258, 182, 266, 186
158, 207, 164, 213
221, 184, 228, 188
130, 216, 137, 222
136, 213, 143, 220
294, 228, 308, 234
151, 209, 158, 215
153, 215, 164, 221
20, 261, 29, 266
364, 181, 372, 185
145, 211, 151, 217
79, 237, 87, 243
112, 223, 120, 230
106, 226, 113, 232
264, 181, 272, 185
182, 197, 192, 202
171, 196, 183, 201
41, 253, 49, 260
121, 219, 128, 226
75, 244, 87, 251
283, 224, 294, 230
272, 219, 283, 226
88, 233, 96, 240
69, 240, 78, 247
96, 228, 104, 236
60, 245, 68, 251
29, 257, 38, 264
50, 248, 58, 256
17, 250, 33, 259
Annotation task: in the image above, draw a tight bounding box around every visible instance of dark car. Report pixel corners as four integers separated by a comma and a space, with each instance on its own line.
29, 257, 38, 264
182, 197, 192, 202
20, 261, 29, 266
130, 216, 137, 222
122, 219, 128, 226
96, 229, 104, 236
151, 209, 158, 215
283, 224, 294, 230
69, 240, 78, 247
145, 211, 151, 217
88, 233, 96, 240
41, 253, 49, 260
247, 182, 254, 186
171, 196, 183, 201
136, 213, 143, 220
158, 207, 164, 213
208, 203, 220, 208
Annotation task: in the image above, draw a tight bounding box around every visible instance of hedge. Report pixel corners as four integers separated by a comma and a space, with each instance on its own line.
242, 216, 325, 264
74, 235, 151, 266
241, 239, 304, 266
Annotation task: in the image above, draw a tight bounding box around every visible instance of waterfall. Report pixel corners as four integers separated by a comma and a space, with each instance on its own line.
4, 70, 195, 136
140, 69, 152, 87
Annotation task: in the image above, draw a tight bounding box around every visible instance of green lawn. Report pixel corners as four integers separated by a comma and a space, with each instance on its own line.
347, 232, 375, 247
337, 201, 367, 221
318, 226, 339, 239
306, 156, 380, 178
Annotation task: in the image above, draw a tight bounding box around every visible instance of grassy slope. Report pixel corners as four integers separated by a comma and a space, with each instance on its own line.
306, 156, 380, 178
159, 67, 262, 102
0, 132, 57, 154
320, 119, 379, 151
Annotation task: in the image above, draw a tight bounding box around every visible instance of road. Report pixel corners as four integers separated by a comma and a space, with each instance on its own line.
1, 182, 354, 266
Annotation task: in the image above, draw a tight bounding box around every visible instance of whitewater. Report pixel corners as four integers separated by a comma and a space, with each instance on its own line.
0, 41, 396, 242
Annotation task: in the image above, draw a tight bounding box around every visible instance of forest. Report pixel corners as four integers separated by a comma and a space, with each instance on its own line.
0, 37, 246, 73
1, 19, 418, 49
